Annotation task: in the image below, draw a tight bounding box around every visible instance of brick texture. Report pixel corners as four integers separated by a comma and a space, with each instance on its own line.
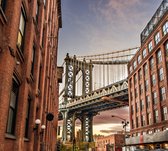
0, 0, 62, 151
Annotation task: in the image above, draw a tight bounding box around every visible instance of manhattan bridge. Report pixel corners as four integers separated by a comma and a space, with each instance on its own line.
58, 47, 139, 143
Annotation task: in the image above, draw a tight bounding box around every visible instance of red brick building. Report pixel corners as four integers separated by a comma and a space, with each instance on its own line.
94, 134, 125, 151
0, 0, 62, 151
127, 0, 168, 150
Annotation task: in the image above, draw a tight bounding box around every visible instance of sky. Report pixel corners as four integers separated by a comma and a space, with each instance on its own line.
58, 0, 163, 136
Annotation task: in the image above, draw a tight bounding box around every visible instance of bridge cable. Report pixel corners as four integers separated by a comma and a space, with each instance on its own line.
75, 47, 139, 59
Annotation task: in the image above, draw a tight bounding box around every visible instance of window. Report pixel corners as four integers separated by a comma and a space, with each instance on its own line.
131, 105, 134, 114
31, 45, 35, 75
144, 64, 148, 77
151, 74, 156, 86
133, 60, 137, 69
17, 8, 26, 51
36, 2, 39, 22
38, 65, 42, 90
139, 84, 143, 94
148, 41, 153, 52
136, 102, 139, 112
138, 69, 142, 80
0, 0, 6, 11
146, 95, 150, 109
149, 57, 154, 70
129, 79, 132, 88
162, 107, 168, 120
165, 41, 168, 56
135, 88, 138, 98
158, 68, 164, 81
25, 96, 31, 138
145, 80, 149, 91
42, 28, 45, 47
132, 119, 135, 129
163, 21, 168, 36
152, 91, 157, 105
6, 78, 19, 134
129, 66, 133, 73
160, 87, 166, 101
154, 110, 159, 123
134, 74, 137, 85
142, 49, 147, 58
141, 115, 145, 126
138, 54, 141, 64
130, 92, 133, 101
157, 50, 162, 64
136, 116, 139, 128
147, 113, 152, 125
140, 99, 144, 111
155, 32, 160, 45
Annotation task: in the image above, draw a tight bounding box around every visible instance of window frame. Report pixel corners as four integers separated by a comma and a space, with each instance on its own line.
24, 96, 31, 138
165, 41, 168, 56
144, 63, 148, 76
156, 49, 162, 64
160, 87, 166, 101
6, 78, 20, 135
145, 80, 149, 91
152, 91, 157, 105
0, 0, 6, 11
151, 74, 156, 86
146, 95, 150, 109
154, 32, 160, 45
137, 54, 141, 64
154, 110, 159, 123
149, 57, 154, 70
31, 45, 36, 75
163, 21, 168, 36
148, 41, 153, 52
158, 67, 164, 81
17, 7, 26, 52
162, 107, 168, 120
142, 49, 147, 58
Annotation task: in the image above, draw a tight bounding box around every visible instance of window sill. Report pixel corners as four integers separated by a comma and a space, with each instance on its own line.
0, 7, 7, 25
24, 138, 29, 142
5, 133, 16, 140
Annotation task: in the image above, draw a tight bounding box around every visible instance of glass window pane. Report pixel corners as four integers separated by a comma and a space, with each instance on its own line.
6, 109, 14, 133
10, 91, 17, 108
19, 13, 25, 35
17, 31, 23, 47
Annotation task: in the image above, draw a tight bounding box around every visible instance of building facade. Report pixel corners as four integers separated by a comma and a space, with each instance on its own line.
127, 0, 168, 150
0, 0, 62, 151
94, 134, 125, 151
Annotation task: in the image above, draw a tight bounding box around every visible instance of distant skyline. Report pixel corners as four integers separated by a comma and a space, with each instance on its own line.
58, 0, 163, 135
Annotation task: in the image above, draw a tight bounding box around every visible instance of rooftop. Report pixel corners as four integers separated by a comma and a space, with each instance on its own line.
141, 0, 168, 44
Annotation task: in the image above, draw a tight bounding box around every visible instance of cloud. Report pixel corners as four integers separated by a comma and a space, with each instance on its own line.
93, 107, 129, 125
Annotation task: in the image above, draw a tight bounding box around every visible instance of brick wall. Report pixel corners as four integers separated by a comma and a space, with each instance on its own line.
0, 0, 62, 150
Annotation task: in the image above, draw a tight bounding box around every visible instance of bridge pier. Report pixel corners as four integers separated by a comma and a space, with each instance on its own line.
88, 114, 93, 142
61, 110, 68, 142
81, 113, 94, 142
81, 115, 86, 142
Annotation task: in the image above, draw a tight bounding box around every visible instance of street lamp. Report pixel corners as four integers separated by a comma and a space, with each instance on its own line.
111, 115, 129, 134
111, 115, 129, 151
